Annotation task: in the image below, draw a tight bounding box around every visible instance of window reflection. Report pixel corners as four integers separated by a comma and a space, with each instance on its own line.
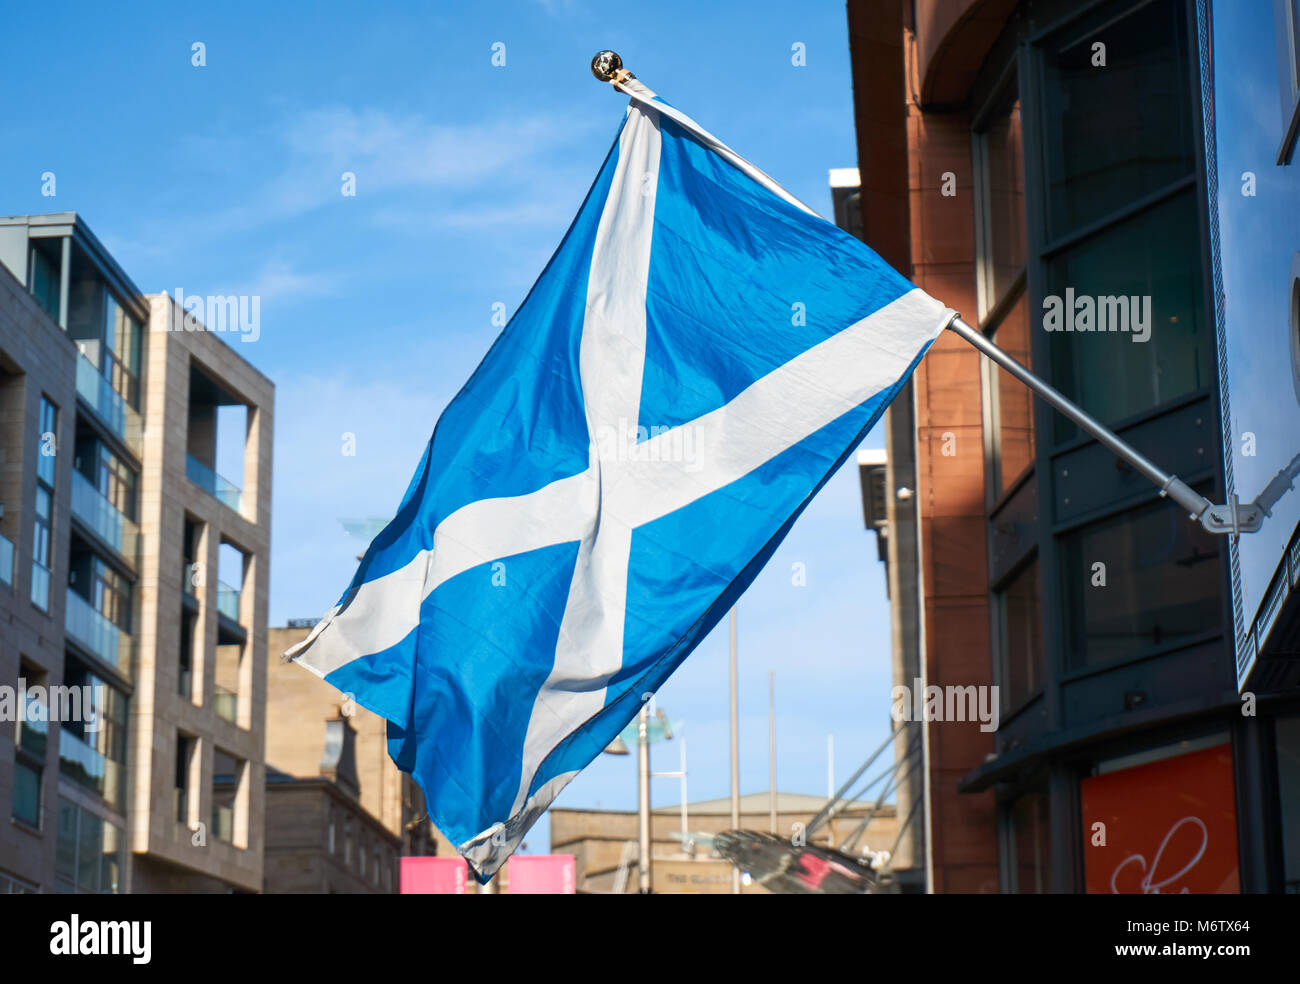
991, 293, 1034, 494
1046, 191, 1208, 441
998, 558, 1043, 711
1061, 491, 1221, 668
983, 95, 1026, 303
1040, 0, 1194, 237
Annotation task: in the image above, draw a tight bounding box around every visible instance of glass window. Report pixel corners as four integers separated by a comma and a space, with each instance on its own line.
90, 556, 131, 633
103, 290, 140, 408
979, 86, 1027, 306
37, 397, 57, 486
1039, 0, 1195, 239
32, 397, 57, 612
1045, 190, 1209, 441
990, 292, 1034, 494
55, 800, 77, 883
76, 809, 101, 892
30, 246, 59, 322
175, 734, 193, 824
1007, 787, 1049, 893
214, 642, 241, 724
997, 558, 1043, 711
96, 443, 136, 520
179, 609, 195, 699
13, 760, 41, 827
1061, 490, 1222, 669
31, 486, 52, 611
212, 748, 240, 844
17, 681, 48, 759
0, 872, 38, 894
54, 798, 122, 894
59, 655, 128, 811
100, 822, 122, 894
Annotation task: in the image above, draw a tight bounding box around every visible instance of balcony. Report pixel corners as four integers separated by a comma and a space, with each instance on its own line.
65, 591, 133, 680
59, 729, 125, 812
217, 579, 240, 622
76, 354, 142, 456
71, 471, 139, 565
187, 455, 242, 512
0, 531, 12, 588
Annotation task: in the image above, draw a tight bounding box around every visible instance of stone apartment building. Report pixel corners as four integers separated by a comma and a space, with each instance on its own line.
0, 212, 273, 893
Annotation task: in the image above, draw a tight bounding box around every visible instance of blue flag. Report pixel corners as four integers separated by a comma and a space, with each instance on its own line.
286, 78, 954, 880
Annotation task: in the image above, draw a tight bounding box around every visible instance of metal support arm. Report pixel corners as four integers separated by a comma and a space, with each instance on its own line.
945, 316, 1264, 535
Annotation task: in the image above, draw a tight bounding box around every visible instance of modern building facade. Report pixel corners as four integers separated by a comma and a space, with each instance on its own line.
845, 0, 1300, 893
0, 212, 273, 893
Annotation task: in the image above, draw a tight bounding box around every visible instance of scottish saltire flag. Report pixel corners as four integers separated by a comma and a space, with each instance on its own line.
286, 77, 955, 880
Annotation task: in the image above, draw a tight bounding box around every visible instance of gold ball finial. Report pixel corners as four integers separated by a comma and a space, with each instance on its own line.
590, 50, 623, 82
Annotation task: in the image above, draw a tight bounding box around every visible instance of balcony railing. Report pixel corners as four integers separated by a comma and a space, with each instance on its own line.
186, 455, 242, 512
70, 471, 139, 564
0, 531, 12, 588
217, 580, 240, 622
76, 354, 142, 456
64, 591, 133, 680
59, 729, 125, 812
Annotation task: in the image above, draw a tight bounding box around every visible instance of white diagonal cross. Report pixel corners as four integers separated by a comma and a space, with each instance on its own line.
289, 97, 951, 864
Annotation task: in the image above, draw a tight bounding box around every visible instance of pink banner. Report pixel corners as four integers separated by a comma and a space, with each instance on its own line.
506, 855, 576, 894
400, 856, 467, 894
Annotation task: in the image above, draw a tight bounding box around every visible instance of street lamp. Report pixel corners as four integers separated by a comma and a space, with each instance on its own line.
603, 702, 680, 893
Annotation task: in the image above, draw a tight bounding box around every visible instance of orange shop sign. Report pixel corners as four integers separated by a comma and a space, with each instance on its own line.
1081, 743, 1239, 894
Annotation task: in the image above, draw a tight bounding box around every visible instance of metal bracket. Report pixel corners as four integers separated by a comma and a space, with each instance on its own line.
1199, 494, 1265, 535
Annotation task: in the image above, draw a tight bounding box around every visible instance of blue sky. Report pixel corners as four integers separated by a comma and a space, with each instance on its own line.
1, 1, 899, 839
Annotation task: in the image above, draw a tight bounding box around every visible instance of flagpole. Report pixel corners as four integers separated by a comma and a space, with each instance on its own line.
729, 606, 740, 895
637, 703, 651, 894
768, 670, 776, 835
588, 50, 1264, 539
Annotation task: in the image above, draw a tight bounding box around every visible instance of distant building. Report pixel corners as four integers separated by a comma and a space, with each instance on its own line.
264, 623, 437, 893
0, 212, 274, 893
263, 720, 401, 894
551, 792, 898, 894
